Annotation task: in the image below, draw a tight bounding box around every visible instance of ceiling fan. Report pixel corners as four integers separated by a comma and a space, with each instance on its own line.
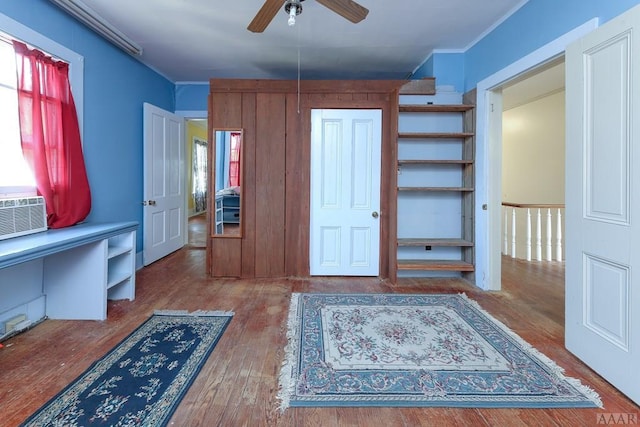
248, 0, 369, 33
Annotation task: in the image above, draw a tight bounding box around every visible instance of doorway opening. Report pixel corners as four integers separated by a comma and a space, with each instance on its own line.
186, 118, 208, 248
500, 58, 566, 280
188, 213, 207, 248
475, 18, 598, 291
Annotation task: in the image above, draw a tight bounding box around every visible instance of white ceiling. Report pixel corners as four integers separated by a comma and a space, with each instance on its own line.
73, 0, 528, 82
502, 60, 565, 110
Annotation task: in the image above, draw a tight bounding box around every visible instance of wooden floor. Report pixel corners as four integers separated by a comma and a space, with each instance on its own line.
1, 217, 638, 426
188, 212, 207, 247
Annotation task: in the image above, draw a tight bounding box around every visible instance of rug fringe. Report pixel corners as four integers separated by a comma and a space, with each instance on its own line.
153, 309, 234, 317
456, 292, 603, 408
276, 292, 301, 412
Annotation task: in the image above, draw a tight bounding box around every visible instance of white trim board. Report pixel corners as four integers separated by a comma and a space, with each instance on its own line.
175, 110, 207, 119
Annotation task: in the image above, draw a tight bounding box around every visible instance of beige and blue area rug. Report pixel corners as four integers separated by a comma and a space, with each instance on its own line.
277, 293, 602, 410
21, 310, 233, 427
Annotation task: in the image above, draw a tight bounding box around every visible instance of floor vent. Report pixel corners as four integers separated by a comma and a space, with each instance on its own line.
0, 196, 47, 241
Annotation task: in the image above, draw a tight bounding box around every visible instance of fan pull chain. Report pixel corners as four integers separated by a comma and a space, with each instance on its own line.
296, 23, 301, 114
297, 44, 301, 114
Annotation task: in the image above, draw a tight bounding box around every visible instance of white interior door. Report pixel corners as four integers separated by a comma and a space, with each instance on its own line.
565, 4, 640, 405
310, 109, 382, 276
143, 103, 186, 265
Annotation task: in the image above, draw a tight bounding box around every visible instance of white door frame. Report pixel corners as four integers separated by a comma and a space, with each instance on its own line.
475, 18, 599, 291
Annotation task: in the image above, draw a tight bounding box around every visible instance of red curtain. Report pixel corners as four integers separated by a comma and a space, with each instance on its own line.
228, 132, 241, 187
13, 41, 91, 229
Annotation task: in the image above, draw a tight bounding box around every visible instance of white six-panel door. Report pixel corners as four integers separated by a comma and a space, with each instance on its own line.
310, 109, 382, 276
143, 103, 185, 265
565, 4, 640, 405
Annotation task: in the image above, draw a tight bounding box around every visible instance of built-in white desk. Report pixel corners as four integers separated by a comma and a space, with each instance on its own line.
0, 222, 138, 336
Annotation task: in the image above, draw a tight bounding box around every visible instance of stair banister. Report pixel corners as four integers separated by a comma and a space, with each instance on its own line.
502, 202, 565, 262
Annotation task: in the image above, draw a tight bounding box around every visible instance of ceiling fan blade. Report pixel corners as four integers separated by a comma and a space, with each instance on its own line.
248, 0, 286, 33
316, 0, 369, 23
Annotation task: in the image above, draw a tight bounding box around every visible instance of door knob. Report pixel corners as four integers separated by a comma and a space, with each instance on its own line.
372, 211, 379, 218
148, 200, 157, 206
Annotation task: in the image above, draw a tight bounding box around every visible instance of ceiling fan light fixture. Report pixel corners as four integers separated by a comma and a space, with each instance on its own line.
288, 5, 296, 26
248, 0, 367, 33
284, 0, 303, 27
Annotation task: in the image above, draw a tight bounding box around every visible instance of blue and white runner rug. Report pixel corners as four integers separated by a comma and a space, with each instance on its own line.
21, 310, 232, 426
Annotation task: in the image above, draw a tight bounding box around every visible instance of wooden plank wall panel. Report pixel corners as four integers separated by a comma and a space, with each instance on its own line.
210, 238, 242, 276
210, 79, 405, 94
210, 92, 242, 128
254, 93, 286, 277
206, 94, 213, 275
209, 80, 404, 279
284, 94, 310, 276
383, 90, 400, 280
209, 92, 243, 277
399, 78, 436, 95
370, 93, 394, 279
241, 93, 257, 278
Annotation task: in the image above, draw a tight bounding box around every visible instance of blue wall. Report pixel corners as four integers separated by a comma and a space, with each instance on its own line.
0, 0, 175, 253
413, 52, 464, 92
176, 83, 209, 112
464, 0, 640, 91
410, 1, 640, 93
411, 55, 434, 80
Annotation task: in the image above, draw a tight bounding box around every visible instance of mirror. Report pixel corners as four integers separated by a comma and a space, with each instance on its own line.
212, 129, 243, 237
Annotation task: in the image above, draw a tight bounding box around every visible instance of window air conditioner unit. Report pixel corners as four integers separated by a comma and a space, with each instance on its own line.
0, 197, 47, 241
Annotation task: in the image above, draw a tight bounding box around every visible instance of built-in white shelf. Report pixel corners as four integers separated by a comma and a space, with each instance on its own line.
0, 222, 138, 334
396, 96, 475, 278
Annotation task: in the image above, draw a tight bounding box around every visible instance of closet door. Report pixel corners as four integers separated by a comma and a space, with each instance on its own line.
310, 109, 382, 276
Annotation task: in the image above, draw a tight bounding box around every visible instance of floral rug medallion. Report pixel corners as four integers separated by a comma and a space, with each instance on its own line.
321, 305, 509, 371
278, 293, 602, 409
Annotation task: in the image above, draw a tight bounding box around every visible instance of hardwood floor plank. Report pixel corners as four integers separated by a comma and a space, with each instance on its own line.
1, 218, 638, 426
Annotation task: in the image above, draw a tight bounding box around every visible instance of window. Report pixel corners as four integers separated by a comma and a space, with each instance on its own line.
192, 137, 207, 213
0, 38, 35, 195
0, 12, 84, 198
